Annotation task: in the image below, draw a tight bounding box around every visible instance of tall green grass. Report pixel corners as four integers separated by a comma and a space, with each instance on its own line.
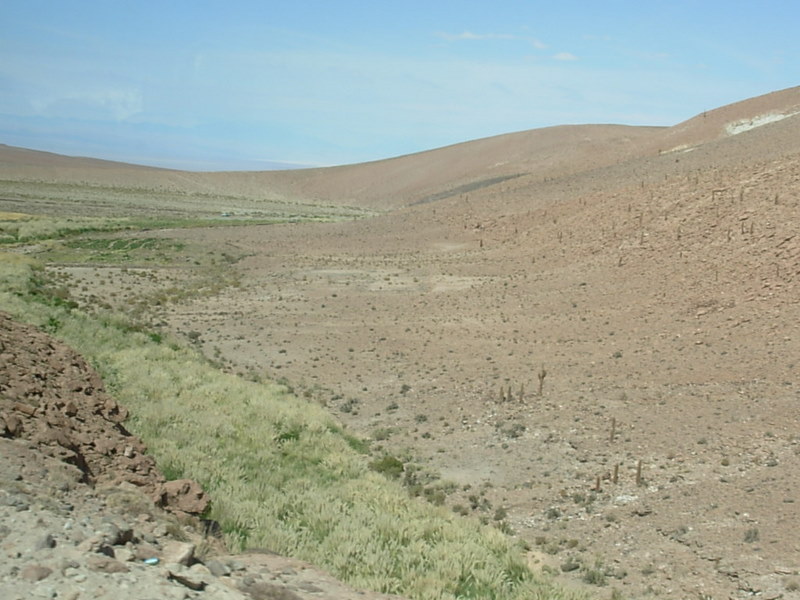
0, 252, 585, 600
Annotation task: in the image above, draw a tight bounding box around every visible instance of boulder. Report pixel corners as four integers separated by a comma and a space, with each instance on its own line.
155, 479, 210, 515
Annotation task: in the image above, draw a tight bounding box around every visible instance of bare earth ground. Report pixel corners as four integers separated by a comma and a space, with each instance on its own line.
155, 114, 800, 599
3, 86, 800, 599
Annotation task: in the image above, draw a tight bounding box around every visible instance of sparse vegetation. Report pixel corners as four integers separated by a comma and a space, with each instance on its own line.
0, 251, 585, 600
744, 527, 760, 543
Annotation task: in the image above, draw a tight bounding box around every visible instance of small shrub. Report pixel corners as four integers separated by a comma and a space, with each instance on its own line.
495, 520, 514, 535
560, 558, 580, 573
369, 455, 404, 479
343, 434, 370, 454
545, 507, 562, 520
422, 487, 446, 506
582, 568, 607, 586
340, 397, 359, 413
45, 316, 62, 332
371, 427, 393, 441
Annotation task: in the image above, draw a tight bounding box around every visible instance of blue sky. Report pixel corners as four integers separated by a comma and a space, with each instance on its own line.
1, 1, 797, 170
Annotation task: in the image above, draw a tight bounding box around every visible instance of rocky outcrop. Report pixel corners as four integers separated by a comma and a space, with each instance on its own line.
0, 311, 208, 516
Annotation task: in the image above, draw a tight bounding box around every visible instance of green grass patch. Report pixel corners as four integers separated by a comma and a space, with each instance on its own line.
0, 213, 331, 246
41, 237, 188, 265
0, 178, 375, 240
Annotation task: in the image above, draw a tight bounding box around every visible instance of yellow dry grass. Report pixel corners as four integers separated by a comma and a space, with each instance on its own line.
0, 211, 31, 220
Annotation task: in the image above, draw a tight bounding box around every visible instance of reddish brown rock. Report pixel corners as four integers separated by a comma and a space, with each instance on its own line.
155, 479, 210, 515
20, 564, 53, 581
0, 312, 208, 517
87, 555, 130, 574
1, 412, 23, 436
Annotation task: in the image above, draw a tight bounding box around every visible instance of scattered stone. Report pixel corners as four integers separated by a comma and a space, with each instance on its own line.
34, 533, 57, 550
115, 547, 135, 562
168, 566, 207, 591
0, 494, 30, 511
86, 555, 130, 574
206, 559, 232, 577
161, 540, 195, 566
228, 559, 247, 572
189, 562, 212, 577
77, 534, 103, 552
98, 520, 134, 546
155, 479, 209, 515
134, 541, 160, 561
2, 413, 23, 436
20, 564, 53, 581
241, 581, 303, 600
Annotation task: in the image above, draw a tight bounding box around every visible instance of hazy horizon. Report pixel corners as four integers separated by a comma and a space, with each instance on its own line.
2, 1, 798, 170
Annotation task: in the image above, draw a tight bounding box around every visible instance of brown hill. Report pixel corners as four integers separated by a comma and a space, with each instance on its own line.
0, 125, 660, 210
2, 86, 799, 213
648, 84, 800, 155
235, 124, 662, 210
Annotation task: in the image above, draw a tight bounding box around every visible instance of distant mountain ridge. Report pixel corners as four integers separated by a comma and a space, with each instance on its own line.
1, 86, 799, 210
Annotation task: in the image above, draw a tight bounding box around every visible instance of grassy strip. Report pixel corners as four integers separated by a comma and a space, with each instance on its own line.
0, 213, 345, 246
0, 252, 585, 600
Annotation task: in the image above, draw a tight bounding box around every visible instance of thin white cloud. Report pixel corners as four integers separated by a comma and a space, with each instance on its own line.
31, 87, 143, 121
583, 34, 612, 42
436, 31, 546, 48
553, 52, 578, 61
437, 31, 514, 41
